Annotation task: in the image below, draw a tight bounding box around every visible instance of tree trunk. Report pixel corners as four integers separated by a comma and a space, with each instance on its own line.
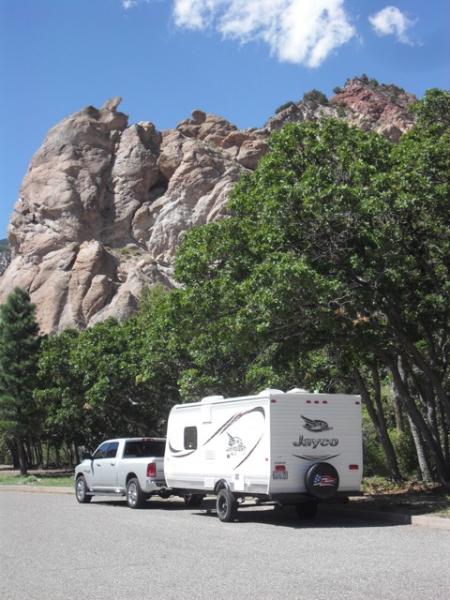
45, 441, 50, 469
438, 400, 450, 465
391, 377, 433, 480
391, 382, 404, 431
407, 415, 433, 482
354, 368, 403, 482
73, 443, 80, 465
6, 439, 19, 469
387, 308, 450, 422
17, 439, 27, 476
389, 358, 450, 486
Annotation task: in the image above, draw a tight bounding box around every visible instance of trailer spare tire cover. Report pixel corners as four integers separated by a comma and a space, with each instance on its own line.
305, 462, 339, 500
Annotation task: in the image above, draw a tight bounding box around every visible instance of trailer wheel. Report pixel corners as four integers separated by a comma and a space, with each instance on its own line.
126, 477, 145, 509
305, 462, 339, 500
184, 494, 204, 507
295, 500, 318, 519
216, 488, 237, 522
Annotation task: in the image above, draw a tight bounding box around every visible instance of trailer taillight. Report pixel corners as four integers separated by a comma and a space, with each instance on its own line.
147, 462, 157, 478
274, 464, 286, 472
349, 464, 359, 470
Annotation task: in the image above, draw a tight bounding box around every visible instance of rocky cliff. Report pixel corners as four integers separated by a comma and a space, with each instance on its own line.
0, 77, 417, 332
0, 239, 10, 276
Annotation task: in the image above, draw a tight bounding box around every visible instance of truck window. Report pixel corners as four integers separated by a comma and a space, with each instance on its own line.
184, 427, 197, 450
123, 440, 166, 458
93, 442, 109, 460
106, 442, 119, 458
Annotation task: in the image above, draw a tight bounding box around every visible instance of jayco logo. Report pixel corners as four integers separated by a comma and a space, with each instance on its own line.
292, 415, 339, 448
301, 415, 332, 432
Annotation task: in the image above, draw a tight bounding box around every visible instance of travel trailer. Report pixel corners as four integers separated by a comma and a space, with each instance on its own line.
164, 388, 362, 521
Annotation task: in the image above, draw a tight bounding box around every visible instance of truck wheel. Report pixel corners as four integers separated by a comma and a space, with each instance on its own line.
75, 476, 92, 504
295, 500, 318, 519
216, 488, 237, 522
126, 477, 145, 509
184, 494, 204, 507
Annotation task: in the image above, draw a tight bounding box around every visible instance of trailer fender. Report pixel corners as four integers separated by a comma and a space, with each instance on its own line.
214, 479, 232, 494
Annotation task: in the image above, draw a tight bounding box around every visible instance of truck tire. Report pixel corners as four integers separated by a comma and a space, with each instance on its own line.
216, 488, 237, 522
304, 462, 339, 500
75, 476, 92, 504
184, 494, 204, 507
295, 500, 318, 519
126, 477, 145, 509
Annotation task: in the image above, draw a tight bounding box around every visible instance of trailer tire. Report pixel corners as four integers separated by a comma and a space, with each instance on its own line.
216, 488, 237, 522
295, 500, 318, 519
184, 494, 204, 507
126, 477, 145, 509
305, 462, 339, 500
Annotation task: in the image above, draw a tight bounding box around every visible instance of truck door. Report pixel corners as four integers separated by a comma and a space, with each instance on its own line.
91, 441, 119, 490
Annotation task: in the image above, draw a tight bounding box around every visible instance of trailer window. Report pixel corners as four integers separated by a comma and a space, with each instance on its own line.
184, 427, 197, 450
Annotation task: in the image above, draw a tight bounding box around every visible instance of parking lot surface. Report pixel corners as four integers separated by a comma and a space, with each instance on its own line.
1, 490, 449, 600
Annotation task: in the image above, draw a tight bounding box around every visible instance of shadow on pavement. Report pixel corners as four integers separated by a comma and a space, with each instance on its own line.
91, 496, 403, 528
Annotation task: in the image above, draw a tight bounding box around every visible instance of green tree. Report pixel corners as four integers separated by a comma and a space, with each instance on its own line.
0, 288, 41, 474
36, 287, 182, 453
35, 329, 86, 463
174, 94, 450, 485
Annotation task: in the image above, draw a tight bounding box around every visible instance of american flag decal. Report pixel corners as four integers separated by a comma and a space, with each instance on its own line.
313, 473, 337, 487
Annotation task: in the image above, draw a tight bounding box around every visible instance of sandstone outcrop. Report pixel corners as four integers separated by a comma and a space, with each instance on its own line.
266, 76, 416, 141
1, 99, 268, 331
0, 77, 417, 332
0, 240, 10, 276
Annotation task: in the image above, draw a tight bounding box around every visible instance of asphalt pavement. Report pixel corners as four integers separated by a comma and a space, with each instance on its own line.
1, 490, 449, 600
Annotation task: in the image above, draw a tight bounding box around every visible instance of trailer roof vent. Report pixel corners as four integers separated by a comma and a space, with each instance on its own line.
287, 387, 309, 394
258, 388, 284, 396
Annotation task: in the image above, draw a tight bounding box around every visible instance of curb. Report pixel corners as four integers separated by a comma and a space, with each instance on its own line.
0, 485, 73, 495
320, 503, 450, 530
410, 514, 450, 530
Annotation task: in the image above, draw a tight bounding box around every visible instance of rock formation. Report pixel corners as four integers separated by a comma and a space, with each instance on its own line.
0, 77, 417, 333
0, 240, 10, 276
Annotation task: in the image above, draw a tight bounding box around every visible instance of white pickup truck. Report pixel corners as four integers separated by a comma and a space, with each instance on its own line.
74, 437, 166, 508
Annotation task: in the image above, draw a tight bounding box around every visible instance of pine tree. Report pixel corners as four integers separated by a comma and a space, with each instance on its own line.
0, 288, 41, 474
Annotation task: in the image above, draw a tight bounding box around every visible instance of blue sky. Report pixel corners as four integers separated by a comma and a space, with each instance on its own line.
0, 0, 449, 238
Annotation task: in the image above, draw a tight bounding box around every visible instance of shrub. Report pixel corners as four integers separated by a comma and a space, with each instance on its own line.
275, 101, 295, 114
303, 89, 328, 105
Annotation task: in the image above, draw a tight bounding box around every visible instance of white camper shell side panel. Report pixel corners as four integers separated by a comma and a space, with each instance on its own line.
269, 393, 362, 496
164, 391, 362, 499
164, 395, 271, 495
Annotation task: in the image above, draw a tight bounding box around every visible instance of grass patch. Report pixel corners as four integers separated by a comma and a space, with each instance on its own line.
0, 473, 74, 487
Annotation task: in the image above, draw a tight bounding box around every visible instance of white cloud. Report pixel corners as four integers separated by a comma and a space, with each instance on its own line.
122, 0, 152, 8
172, 0, 356, 67
369, 6, 415, 44
122, 0, 138, 9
